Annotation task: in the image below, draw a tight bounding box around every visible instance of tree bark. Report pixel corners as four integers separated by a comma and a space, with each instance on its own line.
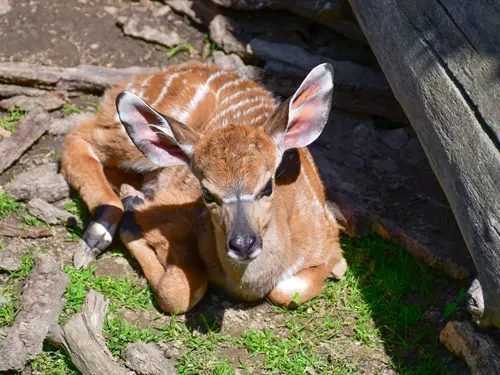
0, 108, 51, 174
347, 0, 500, 327
0, 254, 69, 371
47, 290, 134, 375
0, 63, 159, 94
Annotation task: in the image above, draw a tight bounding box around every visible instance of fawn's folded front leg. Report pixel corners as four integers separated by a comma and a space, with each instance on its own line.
120, 185, 208, 314
60, 127, 125, 269
267, 255, 346, 308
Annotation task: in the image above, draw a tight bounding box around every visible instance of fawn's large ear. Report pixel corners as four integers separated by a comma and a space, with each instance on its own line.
263, 63, 334, 152
116, 92, 201, 167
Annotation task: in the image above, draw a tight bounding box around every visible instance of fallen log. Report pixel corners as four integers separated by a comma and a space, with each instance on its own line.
0, 63, 160, 94
0, 219, 53, 238
209, 0, 366, 43
0, 254, 69, 372
0, 108, 51, 174
348, 0, 500, 327
440, 320, 500, 375
123, 343, 177, 375
47, 290, 134, 375
250, 39, 408, 123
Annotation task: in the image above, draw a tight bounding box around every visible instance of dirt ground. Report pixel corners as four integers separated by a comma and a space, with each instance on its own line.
0, 0, 494, 374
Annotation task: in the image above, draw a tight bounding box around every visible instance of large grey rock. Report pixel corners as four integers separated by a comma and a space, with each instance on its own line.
49, 112, 93, 136
209, 15, 250, 58
0, 249, 22, 271
27, 198, 78, 226
118, 17, 182, 47
0, 0, 11, 15
123, 342, 178, 375
0, 94, 66, 112
211, 51, 261, 79
6, 163, 70, 202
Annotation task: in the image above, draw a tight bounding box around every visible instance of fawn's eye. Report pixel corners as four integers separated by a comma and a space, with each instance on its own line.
202, 188, 216, 203
260, 179, 273, 198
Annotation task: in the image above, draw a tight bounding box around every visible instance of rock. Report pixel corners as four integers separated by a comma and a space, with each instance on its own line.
0, 249, 22, 271
0, 294, 7, 307
0, 84, 47, 99
211, 51, 261, 79
48, 112, 93, 135
6, 163, 70, 202
118, 17, 182, 47
0, 94, 66, 112
0, 0, 11, 15
0, 219, 53, 238
117, 309, 153, 330
0, 254, 69, 372
440, 320, 500, 375
209, 15, 250, 58
164, 0, 218, 25
210, 0, 366, 43
381, 128, 410, 150
123, 342, 177, 375
95, 257, 135, 278
27, 198, 79, 226
0, 127, 11, 138
251, 39, 407, 123
153, 5, 171, 17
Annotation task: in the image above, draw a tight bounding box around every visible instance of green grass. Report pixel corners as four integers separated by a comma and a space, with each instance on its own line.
0, 107, 26, 132
0, 232, 459, 374
0, 252, 36, 327
203, 34, 218, 52
0, 192, 22, 217
63, 195, 89, 241
157, 40, 195, 60
22, 213, 51, 228
62, 103, 82, 114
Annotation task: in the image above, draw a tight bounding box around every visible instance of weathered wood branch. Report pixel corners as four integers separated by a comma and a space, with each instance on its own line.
0, 254, 69, 371
47, 290, 134, 375
123, 343, 177, 375
0, 63, 160, 94
250, 39, 408, 123
440, 320, 500, 375
348, 0, 500, 327
0, 219, 52, 238
0, 108, 51, 174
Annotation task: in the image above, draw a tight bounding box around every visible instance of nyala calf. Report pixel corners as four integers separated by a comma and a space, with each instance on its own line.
60, 61, 346, 313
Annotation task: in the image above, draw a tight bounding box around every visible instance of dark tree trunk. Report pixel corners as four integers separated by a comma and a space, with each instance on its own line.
347, 0, 500, 327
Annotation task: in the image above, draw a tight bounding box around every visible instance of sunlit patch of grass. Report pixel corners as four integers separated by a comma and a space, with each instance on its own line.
0, 252, 37, 327
0, 107, 26, 132
22, 213, 51, 228
28, 345, 79, 375
0, 192, 22, 217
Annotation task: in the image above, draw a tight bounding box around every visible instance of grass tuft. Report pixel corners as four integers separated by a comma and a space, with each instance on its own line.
0, 192, 22, 217
0, 107, 26, 132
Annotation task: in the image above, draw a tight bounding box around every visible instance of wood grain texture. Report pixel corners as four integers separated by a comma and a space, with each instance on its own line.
348, 0, 500, 327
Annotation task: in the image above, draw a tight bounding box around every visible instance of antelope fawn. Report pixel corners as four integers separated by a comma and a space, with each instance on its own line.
60, 61, 346, 313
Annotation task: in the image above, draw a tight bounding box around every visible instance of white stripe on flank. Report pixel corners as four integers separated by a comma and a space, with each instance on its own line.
219, 87, 268, 107
206, 97, 268, 128
176, 83, 209, 123
216, 77, 247, 99
151, 70, 191, 108
125, 76, 136, 91
247, 112, 272, 125
137, 75, 154, 99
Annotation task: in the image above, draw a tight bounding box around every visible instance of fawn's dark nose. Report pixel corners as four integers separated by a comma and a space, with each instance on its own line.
227, 233, 261, 261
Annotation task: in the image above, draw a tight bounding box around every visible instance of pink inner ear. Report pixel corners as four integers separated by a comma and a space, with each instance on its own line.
291, 82, 321, 109
284, 96, 324, 150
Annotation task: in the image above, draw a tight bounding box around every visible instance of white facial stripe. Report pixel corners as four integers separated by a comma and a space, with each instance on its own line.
222, 194, 255, 204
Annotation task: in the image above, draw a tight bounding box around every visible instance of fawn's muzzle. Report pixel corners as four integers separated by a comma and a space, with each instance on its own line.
226, 201, 262, 261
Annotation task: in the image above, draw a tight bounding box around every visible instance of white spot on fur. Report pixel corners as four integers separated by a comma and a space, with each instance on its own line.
87, 144, 99, 162
274, 276, 309, 296
137, 75, 154, 99
216, 77, 247, 99
278, 257, 304, 283
152, 70, 191, 108
177, 83, 209, 123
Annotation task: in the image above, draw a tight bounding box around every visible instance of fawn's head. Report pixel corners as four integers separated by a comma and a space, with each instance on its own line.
116, 63, 334, 263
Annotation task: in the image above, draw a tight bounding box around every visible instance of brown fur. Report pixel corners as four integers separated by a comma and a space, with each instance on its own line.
60, 61, 345, 313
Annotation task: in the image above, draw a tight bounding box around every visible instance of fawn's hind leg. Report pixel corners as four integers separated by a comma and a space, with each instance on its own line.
267, 255, 346, 308
119, 185, 208, 314
60, 122, 140, 269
